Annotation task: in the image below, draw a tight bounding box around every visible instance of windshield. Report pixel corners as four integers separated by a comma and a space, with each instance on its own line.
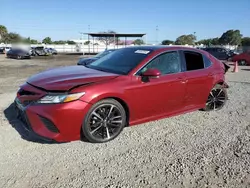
86, 48, 153, 75
94, 50, 114, 58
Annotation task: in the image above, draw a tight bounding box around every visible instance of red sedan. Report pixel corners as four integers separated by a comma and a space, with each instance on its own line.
232, 51, 250, 65
15, 46, 229, 143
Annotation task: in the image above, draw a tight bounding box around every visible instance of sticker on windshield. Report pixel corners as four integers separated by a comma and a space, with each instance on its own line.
134, 50, 150, 54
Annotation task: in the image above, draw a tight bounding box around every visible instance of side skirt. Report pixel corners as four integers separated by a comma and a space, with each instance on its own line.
129, 105, 205, 126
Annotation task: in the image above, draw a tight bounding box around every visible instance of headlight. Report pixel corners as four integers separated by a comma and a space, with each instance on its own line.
37, 92, 85, 104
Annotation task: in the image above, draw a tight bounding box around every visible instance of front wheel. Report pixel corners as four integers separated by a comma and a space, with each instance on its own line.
202, 85, 227, 111
82, 99, 127, 143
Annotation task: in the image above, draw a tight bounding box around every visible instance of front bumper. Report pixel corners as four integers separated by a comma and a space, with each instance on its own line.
15, 102, 55, 142
15, 98, 92, 142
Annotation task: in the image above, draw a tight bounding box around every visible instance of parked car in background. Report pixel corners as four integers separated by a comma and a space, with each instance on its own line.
203, 47, 236, 61
30, 46, 48, 56
7, 49, 31, 59
196, 47, 206, 50
4, 47, 12, 53
0, 47, 4, 54
231, 51, 250, 65
15, 46, 229, 143
45, 48, 57, 55
77, 49, 116, 65
0, 47, 12, 54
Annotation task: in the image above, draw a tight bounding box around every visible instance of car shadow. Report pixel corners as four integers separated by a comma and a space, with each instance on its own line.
3, 103, 65, 144
241, 69, 250, 71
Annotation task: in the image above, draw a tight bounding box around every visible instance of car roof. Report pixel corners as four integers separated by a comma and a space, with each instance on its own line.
119, 45, 206, 53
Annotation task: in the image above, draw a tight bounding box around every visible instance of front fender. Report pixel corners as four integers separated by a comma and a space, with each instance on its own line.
85, 92, 128, 105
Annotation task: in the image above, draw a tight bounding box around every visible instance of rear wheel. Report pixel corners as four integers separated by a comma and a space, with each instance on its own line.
202, 85, 227, 111
238, 59, 246, 66
82, 99, 126, 143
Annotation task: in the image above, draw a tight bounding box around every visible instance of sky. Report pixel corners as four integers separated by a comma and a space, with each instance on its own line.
0, 0, 249, 43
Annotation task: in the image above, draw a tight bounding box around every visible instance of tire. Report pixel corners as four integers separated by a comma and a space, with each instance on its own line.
82, 99, 127, 143
238, 59, 246, 66
202, 84, 227, 111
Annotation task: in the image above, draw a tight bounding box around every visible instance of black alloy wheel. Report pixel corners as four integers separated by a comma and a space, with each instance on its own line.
203, 85, 227, 111
82, 99, 126, 143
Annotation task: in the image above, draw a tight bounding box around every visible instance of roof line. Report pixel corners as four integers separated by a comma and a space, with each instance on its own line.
84, 33, 146, 37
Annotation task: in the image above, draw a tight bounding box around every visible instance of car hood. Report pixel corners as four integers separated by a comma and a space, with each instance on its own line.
27, 66, 118, 91
77, 57, 98, 65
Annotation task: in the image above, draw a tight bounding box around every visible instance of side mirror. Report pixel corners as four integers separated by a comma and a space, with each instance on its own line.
141, 68, 161, 78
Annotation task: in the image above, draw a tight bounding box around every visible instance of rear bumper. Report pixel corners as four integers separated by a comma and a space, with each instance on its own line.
14, 98, 92, 142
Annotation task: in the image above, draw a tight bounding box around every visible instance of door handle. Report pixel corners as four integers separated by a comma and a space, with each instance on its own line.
180, 80, 188, 84
178, 77, 188, 84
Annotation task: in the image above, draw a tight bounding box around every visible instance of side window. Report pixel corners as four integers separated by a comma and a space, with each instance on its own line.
184, 51, 204, 71
140, 51, 181, 75
217, 48, 222, 52
203, 55, 212, 68
217, 48, 226, 53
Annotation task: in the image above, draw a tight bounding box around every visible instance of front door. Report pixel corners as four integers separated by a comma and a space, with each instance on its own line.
127, 51, 187, 122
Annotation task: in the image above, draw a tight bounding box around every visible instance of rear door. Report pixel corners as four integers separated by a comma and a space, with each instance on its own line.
180, 50, 214, 109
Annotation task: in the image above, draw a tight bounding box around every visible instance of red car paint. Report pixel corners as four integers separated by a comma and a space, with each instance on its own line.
232, 51, 250, 65
15, 46, 227, 142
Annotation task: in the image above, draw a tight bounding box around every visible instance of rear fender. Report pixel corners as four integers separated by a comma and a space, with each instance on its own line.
222, 82, 229, 88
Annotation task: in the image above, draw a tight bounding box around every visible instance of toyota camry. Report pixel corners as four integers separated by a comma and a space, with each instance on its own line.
15, 46, 229, 143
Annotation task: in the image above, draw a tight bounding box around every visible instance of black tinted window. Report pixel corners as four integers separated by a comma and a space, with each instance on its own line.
203, 55, 212, 68
217, 48, 225, 52
140, 51, 181, 75
184, 51, 204, 71
88, 48, 153, 74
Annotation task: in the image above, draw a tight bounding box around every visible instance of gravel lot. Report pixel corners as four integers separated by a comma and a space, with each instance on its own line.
0, 54, 249, 188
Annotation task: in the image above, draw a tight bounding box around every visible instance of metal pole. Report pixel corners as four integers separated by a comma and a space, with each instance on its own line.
194, 32, 196, 46
156, 26, 158, 45
116, 37, 118, 49
80, 32, 84, 55
88, 25, 90, 54
88, 34, 90, 54
92, 36, 94, 53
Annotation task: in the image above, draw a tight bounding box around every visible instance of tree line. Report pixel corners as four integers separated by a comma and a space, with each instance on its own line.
1, 25, 249, 46
0, 25, 76, 45
162, 30, 250, 46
